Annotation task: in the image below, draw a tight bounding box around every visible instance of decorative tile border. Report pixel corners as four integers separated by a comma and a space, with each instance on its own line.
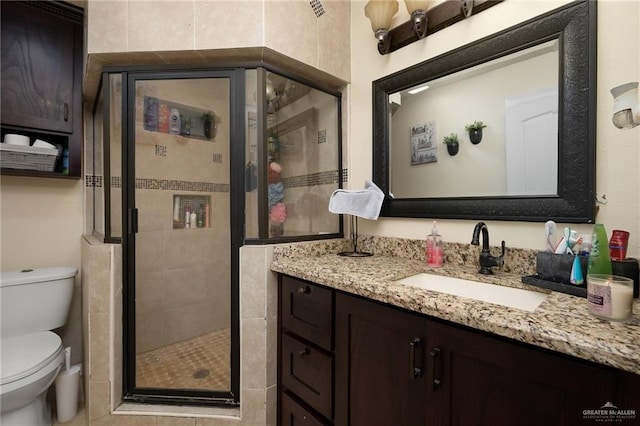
85, 175, 103, 188
85, 168, 348, 192
85, 175, 228, 193
281, 170, 340, 188
135, 178, 229, 192
309, 0, 326, 17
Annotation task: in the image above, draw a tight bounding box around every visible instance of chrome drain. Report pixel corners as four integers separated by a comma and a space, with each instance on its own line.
193, 368, 210, 379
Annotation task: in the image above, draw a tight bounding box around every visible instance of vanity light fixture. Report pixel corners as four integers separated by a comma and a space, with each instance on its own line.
365, 0, 502, 55
404, 0, 431, 39
364, 0, 400, 55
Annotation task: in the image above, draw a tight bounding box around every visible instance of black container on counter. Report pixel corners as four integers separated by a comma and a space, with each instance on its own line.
522, 252, 639, 298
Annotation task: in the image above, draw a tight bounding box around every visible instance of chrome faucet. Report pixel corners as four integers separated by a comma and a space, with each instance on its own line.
471, 222, 505, 275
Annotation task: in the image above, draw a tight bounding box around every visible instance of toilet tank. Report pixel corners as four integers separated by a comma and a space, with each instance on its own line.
0, 267, 77, 338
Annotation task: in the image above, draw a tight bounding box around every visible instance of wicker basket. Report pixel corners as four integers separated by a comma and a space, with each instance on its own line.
0, 143, 59, 172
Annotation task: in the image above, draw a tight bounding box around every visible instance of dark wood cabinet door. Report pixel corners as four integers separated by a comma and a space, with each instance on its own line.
1, 2, 76, 133
281, 392, 331, 426
281, 275, 333, 350
335, 293, 428, 426
281, 333, 333, 419
427, 320, 616, 426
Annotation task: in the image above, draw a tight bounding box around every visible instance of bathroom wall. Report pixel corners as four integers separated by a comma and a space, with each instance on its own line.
0, 177, 84, 366
350, 0, 640, 258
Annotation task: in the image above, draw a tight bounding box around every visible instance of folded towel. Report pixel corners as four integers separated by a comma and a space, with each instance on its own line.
328, 180, 384, 220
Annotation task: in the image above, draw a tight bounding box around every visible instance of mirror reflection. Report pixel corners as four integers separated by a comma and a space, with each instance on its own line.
390, 40, 559, 199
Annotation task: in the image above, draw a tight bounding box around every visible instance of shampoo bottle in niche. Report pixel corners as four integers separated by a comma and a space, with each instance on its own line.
587, 223, 613, 275
169, 108, 181, 135
427, 221, 444, 267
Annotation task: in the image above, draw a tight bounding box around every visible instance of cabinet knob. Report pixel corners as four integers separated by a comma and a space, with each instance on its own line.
297, 285, 311, 295
64, 102, 69, 121
298, 347, 310, 357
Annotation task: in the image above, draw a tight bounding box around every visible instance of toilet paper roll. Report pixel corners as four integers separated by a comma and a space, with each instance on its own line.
55, 364, 81, 423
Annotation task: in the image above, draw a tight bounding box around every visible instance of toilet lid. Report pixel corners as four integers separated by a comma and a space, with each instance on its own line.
1, 331, 63, 385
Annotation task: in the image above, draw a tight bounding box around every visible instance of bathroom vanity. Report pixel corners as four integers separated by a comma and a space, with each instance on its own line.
273, 243, 640, 425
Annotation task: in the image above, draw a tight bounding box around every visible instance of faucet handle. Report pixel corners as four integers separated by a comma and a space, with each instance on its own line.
497, 240, 506, 267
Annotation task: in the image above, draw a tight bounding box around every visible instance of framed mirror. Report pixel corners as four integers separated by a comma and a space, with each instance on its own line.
372, 0, 596, 222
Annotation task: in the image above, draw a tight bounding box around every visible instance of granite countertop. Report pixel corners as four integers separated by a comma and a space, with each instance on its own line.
270, 241, 640, 376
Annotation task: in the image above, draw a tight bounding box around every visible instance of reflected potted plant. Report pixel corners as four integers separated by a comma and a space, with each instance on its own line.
201, 111, 221, 140
443, 133, 460, 156
465, 120, 487, 144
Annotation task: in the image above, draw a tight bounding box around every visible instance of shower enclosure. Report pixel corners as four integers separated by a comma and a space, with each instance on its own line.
88, 65, 342, 406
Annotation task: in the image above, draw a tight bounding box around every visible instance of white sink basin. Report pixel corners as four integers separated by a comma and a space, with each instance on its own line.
396, 273, 547, 312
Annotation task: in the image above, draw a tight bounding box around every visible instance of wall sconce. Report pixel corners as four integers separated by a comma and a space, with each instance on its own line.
364, 0, 399, 55
404, 0, 431, 39
611, 82, 640, 129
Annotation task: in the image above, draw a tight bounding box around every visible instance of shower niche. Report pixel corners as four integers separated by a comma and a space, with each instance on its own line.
173, 194, 210, 229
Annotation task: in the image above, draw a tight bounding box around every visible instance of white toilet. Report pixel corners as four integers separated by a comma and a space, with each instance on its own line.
1, 267, 77, 426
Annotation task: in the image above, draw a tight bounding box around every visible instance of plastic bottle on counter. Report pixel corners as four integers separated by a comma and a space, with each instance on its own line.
426, 221, 443, 267
587, 223, 612, 276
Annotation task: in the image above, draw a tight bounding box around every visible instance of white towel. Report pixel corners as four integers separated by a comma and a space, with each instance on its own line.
328, 180, 384, 220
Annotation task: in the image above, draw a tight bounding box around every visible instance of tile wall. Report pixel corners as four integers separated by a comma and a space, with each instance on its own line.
84, 0, 351, 101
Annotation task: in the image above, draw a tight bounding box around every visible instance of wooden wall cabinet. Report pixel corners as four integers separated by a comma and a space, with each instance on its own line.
1, 1, 83, 178
278, 274, 640, 426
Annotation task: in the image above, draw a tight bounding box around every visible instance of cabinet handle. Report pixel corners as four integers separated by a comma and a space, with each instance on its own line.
64, 103, 69, 121
298, 347, 310, 357
297, 285, 311, 295
410, 338, 423, 379
430, 347, 441, 390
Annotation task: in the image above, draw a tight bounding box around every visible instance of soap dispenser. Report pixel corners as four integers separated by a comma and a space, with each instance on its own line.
427, 221, 443, 267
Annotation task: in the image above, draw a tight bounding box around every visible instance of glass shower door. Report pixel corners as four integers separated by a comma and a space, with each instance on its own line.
127, 73, 238, 402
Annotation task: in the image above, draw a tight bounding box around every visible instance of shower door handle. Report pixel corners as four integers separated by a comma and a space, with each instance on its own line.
129, 208, 139, 234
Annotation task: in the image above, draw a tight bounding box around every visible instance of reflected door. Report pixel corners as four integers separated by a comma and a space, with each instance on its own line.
505, 88, 558, 196
126, 72, 239, 403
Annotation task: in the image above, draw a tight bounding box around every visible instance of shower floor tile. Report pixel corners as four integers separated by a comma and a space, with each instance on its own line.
136, 328, 230, 391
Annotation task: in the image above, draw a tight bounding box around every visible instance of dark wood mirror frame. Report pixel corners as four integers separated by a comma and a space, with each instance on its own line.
372, 0, 597, 223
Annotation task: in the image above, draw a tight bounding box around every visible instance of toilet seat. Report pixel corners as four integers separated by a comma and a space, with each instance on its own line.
1, 331, 63, 386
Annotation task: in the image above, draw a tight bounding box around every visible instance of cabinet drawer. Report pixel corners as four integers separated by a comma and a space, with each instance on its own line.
281, 392, 330, 426
281, 275, 333, 350
281, 333, 333, 420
